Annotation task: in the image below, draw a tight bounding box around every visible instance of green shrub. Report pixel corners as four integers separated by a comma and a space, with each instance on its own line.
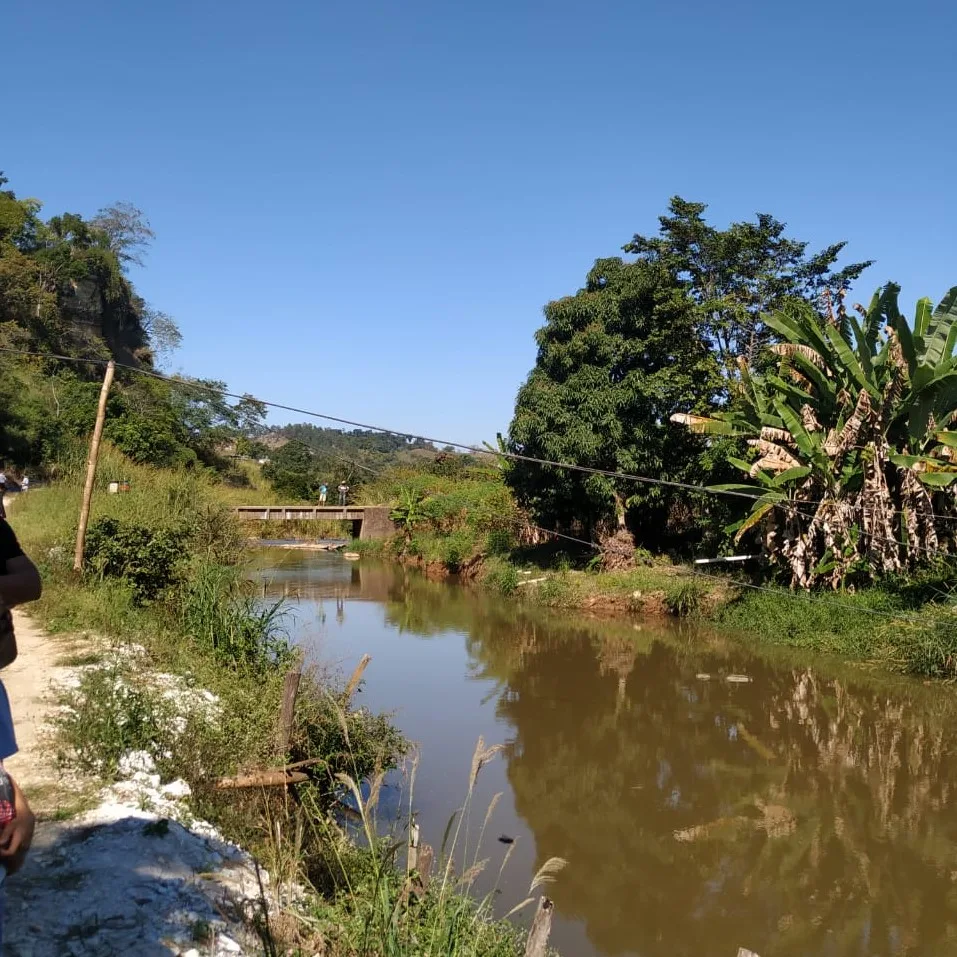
105, 414, 197, 468
85, 517, 189, 603
441, 529, 476, 570
537, 576, 570, 605
484, 527, 514, 556
290, 690, 407, 798
389, 486, 426, 536
483, 559, 519, 596
665, 579, 704, 617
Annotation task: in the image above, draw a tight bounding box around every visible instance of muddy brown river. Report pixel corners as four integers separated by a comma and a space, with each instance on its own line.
252, 550, 957, 957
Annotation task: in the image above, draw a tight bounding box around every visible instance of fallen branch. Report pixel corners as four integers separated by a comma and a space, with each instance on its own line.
215, 770, 309, 790
284, 757, 329, 772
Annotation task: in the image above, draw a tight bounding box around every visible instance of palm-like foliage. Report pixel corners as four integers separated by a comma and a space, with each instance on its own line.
673, 284, 957, 588
389, 486, 426, 541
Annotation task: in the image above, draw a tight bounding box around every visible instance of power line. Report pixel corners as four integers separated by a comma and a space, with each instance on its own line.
1, 345, 950, 626
1, 345, 955, 558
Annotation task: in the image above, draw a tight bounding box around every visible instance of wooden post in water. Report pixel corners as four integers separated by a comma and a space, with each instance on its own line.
276, 648, 305, 757
408, 822, 420, 872
405, 822, 434, 899
73, 360, 115, 572
524, 897, 553, 957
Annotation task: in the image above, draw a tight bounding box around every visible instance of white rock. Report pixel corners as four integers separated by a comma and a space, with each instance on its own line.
118, 750, 157, 776
162, 779, 192, 799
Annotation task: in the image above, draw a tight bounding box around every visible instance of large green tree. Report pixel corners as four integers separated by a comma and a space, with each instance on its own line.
0, 174, 262, 472
0, 173, 151, 361
506, 199, 870, 555
506, 257, 725, 553
626, 197, 872, 379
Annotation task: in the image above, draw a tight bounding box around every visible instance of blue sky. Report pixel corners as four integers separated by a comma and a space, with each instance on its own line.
3, 0, 953, 443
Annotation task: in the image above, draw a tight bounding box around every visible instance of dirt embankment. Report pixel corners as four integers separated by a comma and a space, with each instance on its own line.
2, 613, 279, 956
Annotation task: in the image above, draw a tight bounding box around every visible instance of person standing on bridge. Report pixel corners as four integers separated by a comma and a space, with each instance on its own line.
318, 483, 327, 505
338, 483, 349, 507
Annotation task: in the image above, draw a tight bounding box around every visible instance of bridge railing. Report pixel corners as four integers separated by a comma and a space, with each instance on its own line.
231, 505, 369, 520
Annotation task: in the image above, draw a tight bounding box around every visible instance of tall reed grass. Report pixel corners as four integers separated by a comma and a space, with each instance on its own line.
265, 720, 566, 956
178, 561, 291, 671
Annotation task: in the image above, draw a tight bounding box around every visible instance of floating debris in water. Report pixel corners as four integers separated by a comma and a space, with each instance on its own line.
726, 674, 752, 683
498, 834, 515, 845
696, 673, 711, 680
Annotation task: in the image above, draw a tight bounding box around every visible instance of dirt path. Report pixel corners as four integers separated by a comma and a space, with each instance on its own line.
0, 612, 276, 956
3, 612, 87, 813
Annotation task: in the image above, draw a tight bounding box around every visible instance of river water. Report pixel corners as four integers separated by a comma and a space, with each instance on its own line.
251, 549, 957, 957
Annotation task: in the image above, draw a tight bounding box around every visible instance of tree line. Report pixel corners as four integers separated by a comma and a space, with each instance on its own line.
504, 197, 957, 589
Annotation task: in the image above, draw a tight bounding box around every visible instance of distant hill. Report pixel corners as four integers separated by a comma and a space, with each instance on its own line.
272, 423, 444, 474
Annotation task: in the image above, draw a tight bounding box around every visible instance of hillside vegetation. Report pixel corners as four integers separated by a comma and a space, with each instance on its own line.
0, 173, 266, 479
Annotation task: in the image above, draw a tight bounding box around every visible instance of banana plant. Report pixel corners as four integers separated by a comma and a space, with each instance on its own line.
389, 486, 426, 542
672, 284, 957, 588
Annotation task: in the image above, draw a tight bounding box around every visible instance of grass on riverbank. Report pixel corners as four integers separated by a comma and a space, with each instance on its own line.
714, 578, 957, 679
485, 553, 957, 679
282, 457, 957, 680
361, 521, 957, 680
292, 734, 563, 957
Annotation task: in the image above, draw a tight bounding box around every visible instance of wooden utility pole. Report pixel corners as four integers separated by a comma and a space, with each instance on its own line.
73, 360, 115, 572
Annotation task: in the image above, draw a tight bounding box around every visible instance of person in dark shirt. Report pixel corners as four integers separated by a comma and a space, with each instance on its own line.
0, 520, 41, 618
0, 517, 40, 931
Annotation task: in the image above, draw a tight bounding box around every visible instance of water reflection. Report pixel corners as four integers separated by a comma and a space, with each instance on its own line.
253, 552, 957, 957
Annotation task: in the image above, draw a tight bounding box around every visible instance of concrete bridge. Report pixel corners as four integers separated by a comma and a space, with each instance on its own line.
231, 505, 396, 540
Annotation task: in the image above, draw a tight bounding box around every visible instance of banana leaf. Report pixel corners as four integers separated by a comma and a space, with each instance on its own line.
823, 323, 880, 399
734, 500, 775, 542
772, 466, 812, 486
773, 398, 817, 459
921, 286, 957, 369
917, 471, 957, 487
913, 295, 933, 338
